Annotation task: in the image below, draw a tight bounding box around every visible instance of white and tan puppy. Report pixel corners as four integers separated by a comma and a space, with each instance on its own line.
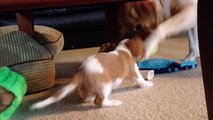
118, 0, 199, 61
31, 36, 153, 109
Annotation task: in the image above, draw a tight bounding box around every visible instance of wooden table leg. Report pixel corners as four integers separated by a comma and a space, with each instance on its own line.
16, 11, 34, 37
198, 0, 213, 119
105, 4, 120, 43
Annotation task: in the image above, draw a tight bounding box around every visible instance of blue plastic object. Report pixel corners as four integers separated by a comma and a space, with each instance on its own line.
138, 58, 197, 74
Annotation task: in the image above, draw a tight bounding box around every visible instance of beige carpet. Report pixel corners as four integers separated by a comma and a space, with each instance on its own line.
11, 36, 208, 120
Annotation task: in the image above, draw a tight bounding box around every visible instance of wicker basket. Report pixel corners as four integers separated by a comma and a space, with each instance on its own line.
0, 25, 64, 94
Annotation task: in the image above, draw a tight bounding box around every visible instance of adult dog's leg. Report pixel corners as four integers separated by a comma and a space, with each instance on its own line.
184, 24, 200, 61
144, 5, 197, 60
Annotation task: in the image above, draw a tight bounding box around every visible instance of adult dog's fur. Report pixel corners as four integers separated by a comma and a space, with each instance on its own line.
118, 0, 199, 61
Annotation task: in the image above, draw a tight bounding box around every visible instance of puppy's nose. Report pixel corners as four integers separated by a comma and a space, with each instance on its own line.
135, 24, 142, 31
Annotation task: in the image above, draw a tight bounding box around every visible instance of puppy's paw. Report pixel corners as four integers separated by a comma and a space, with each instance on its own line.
110, 100, 122, 107
138, 81, 153, 89
102, 100, 122, 107
83, 96, 96, 103
145, 81, 153, 87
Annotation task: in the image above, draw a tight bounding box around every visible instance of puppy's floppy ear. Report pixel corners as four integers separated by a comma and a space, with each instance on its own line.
99, 43, 118, 53
125, 37, 145, 61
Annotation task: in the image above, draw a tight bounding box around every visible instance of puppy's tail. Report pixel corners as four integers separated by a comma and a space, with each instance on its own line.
30, 73, 80, 110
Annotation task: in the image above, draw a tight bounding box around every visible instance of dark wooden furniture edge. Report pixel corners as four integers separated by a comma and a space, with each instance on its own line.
0, 0, 136, 13
198, 0, 213, 119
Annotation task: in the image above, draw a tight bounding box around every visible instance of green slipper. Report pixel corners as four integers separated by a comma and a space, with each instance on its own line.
0, 67, 27, 120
